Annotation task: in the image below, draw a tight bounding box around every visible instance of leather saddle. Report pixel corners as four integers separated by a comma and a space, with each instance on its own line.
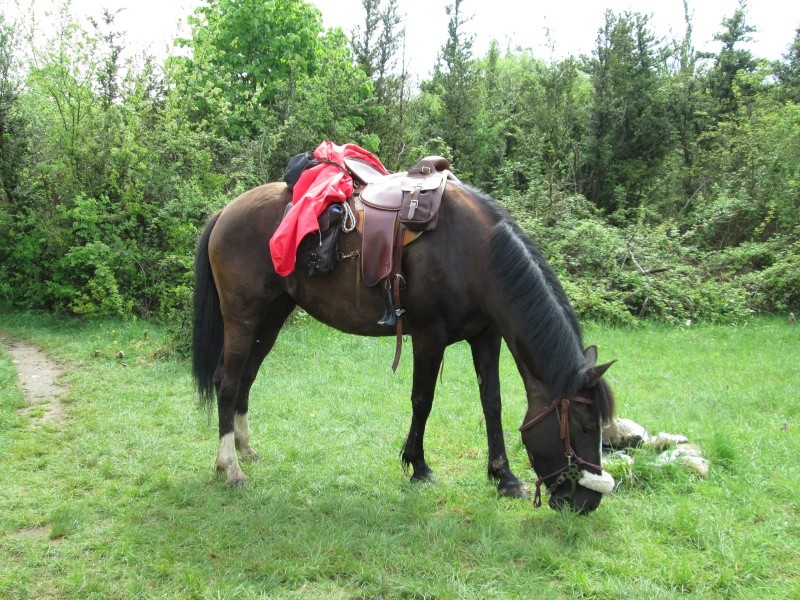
286, 154, 454, 370
347, 155, 451, 288
345, 155, 453, 370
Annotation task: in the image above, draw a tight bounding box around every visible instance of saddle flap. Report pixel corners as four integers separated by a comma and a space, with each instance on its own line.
360, 206, 397, 286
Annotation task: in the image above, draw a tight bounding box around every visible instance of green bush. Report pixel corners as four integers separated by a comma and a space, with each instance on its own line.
499, 190, 759, 325
742, 246, 800, 313
46, 242, 130, 316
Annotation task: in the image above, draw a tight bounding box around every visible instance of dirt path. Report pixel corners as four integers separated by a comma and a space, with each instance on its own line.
1, 335, 68, 425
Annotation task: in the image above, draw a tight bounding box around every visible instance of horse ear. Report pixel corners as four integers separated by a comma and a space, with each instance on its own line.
584, 360, 616, 387
583, 345, 598, 365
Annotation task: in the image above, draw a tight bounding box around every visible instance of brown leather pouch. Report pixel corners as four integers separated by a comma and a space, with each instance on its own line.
398, 177, 446, 231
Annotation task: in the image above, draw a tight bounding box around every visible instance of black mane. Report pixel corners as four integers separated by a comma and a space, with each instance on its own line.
471, 188, 614, 420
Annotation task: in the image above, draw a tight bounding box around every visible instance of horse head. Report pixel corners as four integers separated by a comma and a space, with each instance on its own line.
520, 346, 616, 514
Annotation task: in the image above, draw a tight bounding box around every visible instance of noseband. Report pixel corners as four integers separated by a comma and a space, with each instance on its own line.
519, 396, 604, 508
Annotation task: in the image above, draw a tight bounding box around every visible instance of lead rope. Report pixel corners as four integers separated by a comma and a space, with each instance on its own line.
560, 399, 572, 456
341, 201, 357, 233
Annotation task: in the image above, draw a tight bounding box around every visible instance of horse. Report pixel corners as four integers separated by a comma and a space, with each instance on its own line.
192, 179, 616, 513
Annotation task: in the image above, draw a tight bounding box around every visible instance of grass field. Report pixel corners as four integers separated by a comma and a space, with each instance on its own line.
1, 310, 798, 599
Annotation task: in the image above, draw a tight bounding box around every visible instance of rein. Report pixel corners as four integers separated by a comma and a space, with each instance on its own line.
519, 396, 604, 508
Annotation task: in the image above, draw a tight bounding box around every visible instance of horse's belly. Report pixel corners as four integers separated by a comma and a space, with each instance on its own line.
287, 261, 393, 337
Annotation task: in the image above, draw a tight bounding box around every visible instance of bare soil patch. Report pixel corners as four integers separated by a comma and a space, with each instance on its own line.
1, 335, 69, 425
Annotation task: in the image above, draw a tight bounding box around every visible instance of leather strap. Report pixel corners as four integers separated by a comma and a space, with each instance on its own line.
391, 221, 407, 372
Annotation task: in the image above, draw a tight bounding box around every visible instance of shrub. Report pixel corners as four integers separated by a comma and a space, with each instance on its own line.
499, 190, 758, 325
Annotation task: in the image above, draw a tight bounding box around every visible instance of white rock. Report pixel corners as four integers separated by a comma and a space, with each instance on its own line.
601, 418, 709, 479
642, 432, 690, 450
602, 418, 650, 448
656, 447, 710, 478
682, 456, 710, 477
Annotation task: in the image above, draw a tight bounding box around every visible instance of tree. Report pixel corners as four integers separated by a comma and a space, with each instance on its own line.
705, 0, 757, 116
655, 0, 718, 215
351, 0, 407, 164
270, 28, 378, 161
0, 14, 28, 205
582, 10, 671, 216
173, 0, 325, 139
24, 2, 105, 200
434, 0, 478, 172
775, 25, 800, 102
88, 8, 124, 110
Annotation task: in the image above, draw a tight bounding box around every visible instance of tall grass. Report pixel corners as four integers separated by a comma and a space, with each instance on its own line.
0, 311, 798, 599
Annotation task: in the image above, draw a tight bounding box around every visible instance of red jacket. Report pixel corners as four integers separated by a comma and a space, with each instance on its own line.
269, 141, 387, 276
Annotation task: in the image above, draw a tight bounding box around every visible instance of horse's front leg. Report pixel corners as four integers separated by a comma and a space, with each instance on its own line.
401, 331, 446, 483
469, 327, 529, 498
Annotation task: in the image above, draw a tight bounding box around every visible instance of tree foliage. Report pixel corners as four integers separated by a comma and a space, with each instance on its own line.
352, 0, 406, 165
1, 0, 799, 335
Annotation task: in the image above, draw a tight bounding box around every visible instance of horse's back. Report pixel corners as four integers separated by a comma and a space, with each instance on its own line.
210, 182, 289, 254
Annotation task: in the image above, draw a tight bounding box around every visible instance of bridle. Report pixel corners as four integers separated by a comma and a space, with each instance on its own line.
519, 395, 604, 508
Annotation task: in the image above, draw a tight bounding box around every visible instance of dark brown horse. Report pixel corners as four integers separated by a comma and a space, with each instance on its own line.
192, 180, 616, 512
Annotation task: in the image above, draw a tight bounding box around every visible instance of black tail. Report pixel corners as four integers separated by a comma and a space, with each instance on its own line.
192, 211, 223, 411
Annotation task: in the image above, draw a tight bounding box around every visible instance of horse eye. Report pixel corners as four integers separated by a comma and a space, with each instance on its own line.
581, 425, 597, 434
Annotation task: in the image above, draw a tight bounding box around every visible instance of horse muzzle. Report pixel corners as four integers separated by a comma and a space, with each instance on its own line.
541, 466, 615, 514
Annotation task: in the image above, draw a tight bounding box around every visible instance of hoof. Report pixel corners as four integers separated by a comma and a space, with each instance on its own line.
410, 471, 436, 484
216, 463, 248, 487
239, 447, 262, 463
498, 482, 530, 499
225, 471, 248, 487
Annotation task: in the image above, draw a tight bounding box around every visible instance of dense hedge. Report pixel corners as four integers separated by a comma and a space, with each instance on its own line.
1, 2, 798, 348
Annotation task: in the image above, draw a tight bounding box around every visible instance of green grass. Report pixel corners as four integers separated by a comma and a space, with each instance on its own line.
1, 310, 798, 599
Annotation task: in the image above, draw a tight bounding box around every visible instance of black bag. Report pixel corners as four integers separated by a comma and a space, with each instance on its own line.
283, 151, 319, 191
297, 203, 344, 276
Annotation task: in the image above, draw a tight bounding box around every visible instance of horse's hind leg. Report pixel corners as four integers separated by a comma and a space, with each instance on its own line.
232, 295, 296, 463
469, 326, 528, 498
215, 295, 295, 486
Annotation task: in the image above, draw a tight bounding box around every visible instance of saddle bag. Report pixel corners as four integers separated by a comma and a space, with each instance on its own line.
297, 203, 344, 276
398, 176, 446, 232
